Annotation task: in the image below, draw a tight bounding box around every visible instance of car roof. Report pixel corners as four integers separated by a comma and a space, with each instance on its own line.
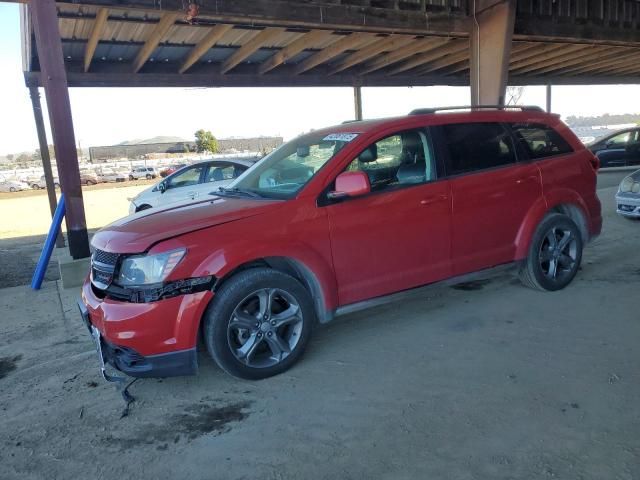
307, 108, 557, 139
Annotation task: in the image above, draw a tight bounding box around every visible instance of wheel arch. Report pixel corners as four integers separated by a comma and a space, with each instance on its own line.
515, 191, 589, 260
212, 255, 335, 325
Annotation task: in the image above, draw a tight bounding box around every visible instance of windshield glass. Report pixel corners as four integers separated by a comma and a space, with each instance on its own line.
226, 131, 358, 199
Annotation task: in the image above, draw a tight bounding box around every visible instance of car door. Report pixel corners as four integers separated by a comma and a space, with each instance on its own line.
438, 122, 543, 276
598, 130, 633, 167
324, 128, 452, 306
161, 163, 207, 206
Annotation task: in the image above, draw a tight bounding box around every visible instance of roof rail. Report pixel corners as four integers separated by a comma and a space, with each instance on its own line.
409, 105, 544, 115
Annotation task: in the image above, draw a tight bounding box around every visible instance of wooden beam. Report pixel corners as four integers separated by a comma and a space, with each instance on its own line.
259, 29, 334, 75
387, 40, 467, 76
527, 46, 621, 75
132, 12, 179, 73
53, 0, 469, 37
221, 27, 286, 74
327, 35, 414, 75
445, 41, 535, 75
559, 48, 639, 75
295, 33, 372, 74
179, 24, 233, 73
359, 37, 451, 75
83, 7, 108, 72
514, 46, 618, 75
508, 44, 567, 69
415, 48, 469, 74
509, 44, 585, 72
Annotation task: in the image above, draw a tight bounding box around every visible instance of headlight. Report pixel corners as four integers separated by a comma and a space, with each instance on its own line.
620, 177, 634, 192
117, 248, 186, 286
632, 182, 640, 194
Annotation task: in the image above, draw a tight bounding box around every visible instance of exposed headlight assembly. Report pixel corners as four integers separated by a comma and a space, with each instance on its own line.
117, 248, 186, 286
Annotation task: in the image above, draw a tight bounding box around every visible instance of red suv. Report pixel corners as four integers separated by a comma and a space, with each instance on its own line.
79, 106, 601, 381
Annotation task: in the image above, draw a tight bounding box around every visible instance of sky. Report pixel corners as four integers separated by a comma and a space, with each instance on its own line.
1, 3, 639, 156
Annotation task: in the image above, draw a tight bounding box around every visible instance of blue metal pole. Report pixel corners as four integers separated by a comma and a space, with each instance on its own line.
31, 195, 66, 290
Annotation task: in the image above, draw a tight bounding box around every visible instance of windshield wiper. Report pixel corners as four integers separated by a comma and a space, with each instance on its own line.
214, 187, 262, 198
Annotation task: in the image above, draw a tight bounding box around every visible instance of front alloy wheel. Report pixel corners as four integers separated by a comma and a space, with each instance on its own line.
228, 288, 303, 368
204, 268, 314, 380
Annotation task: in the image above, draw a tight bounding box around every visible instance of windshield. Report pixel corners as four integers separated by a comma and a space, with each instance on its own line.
226, 131, 358, 199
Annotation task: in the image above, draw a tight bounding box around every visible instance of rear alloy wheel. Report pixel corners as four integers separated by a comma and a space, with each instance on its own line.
9, 187, 16, 192
146, 174, 152, 180
129, 175, 134, 181
204, 268, 314, 380
519, 213, 583, 291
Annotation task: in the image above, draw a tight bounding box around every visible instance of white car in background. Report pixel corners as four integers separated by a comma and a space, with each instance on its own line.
31, 175, 61, 189
0, 179, 30, 192
128, 166, 158, 180
97, 168, 127, 183
129, 158, 258, 214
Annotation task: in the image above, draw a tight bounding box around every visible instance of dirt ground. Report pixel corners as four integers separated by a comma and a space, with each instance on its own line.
0, 181, 149, 240
0, 180, 639, 480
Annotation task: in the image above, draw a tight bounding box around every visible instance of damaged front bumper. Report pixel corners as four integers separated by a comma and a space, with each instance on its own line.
77, 300, 197, 380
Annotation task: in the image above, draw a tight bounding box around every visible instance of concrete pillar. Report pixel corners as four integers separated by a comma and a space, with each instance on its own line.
353, 85, 363, 121
31, 0, 90, 259
28, 84, 65, 248
469, 0, 516, 106
546, 84, 552, 112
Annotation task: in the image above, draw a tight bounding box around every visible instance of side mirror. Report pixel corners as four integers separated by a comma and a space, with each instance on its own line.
158, 181, 167, 194
327, 171, 370, 200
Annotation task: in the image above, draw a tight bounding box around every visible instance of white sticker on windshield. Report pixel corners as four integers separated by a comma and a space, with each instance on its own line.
322, 133, 359, 142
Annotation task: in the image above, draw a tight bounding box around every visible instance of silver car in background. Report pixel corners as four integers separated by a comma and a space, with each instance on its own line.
616, 169, 640, 218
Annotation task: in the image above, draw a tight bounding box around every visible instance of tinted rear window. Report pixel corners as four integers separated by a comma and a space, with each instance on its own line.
441, 122, 517, 175
510, 123, 573, 159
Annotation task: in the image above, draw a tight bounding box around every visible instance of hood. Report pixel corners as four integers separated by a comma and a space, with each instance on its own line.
92, 195, 280, 253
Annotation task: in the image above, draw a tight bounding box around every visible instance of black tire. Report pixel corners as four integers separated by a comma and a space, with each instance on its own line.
9, 187, 16, 192
31, 184, 40, 190
146, 174, 152, 180
203, 268, 315, 380
519, 213, 583, 291
135, 204, 152, 212
87, 180, 97, 186
129, 175, 134, 181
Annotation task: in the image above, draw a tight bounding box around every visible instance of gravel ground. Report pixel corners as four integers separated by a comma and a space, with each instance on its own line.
0, 183, 638, 479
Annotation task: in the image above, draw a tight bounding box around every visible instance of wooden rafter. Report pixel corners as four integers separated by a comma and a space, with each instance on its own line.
294, 32, 372, 74
327, 35, 414, 75
221, 27, 286, 74
512, 45, 606, 75
132, 12, 180, 73
525, 46, 619, 75
359, 38, 451, 75
508, 43, 565, 66
560, 48, 639, 75
179, 24, 233, 73
508, 44, 574, 70
387, 40, 467, 76
83, 7, 108, 73
414, 48, 469, 74
259, 29, 334, 75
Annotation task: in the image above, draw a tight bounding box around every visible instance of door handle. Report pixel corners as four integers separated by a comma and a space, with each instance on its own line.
420, 194, 448, 206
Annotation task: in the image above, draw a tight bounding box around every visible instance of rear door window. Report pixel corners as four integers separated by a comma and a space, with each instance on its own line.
510, 123, 573, 159
441, 122, 517, 175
